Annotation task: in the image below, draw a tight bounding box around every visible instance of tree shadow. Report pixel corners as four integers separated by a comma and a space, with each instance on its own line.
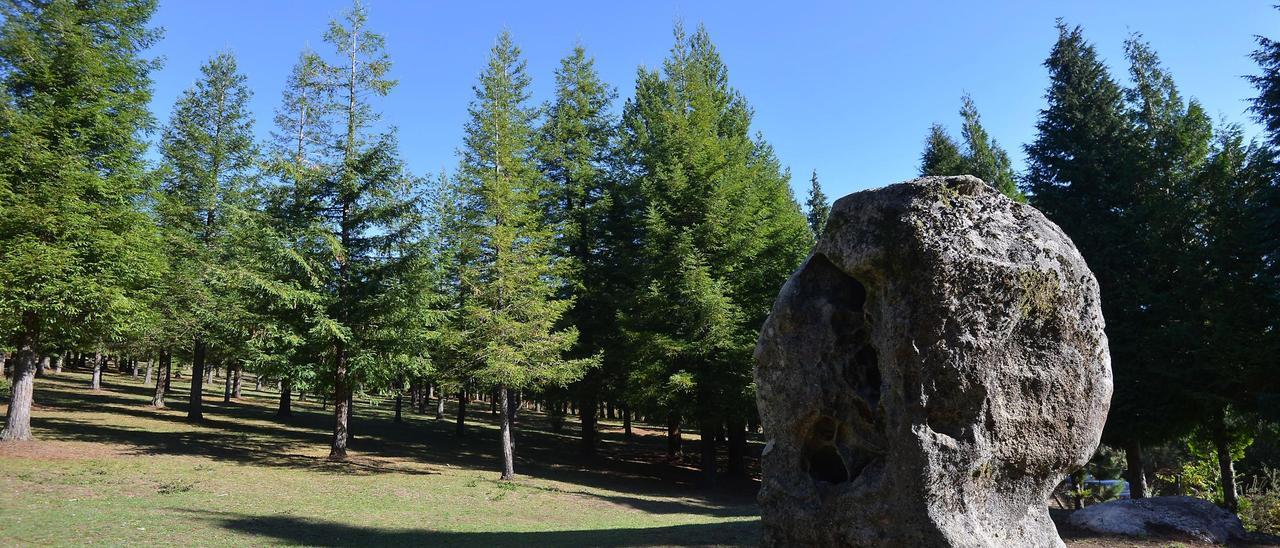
180, 509, 761, 547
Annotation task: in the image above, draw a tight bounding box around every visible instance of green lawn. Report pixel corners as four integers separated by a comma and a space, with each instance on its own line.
0, 369, 760, 546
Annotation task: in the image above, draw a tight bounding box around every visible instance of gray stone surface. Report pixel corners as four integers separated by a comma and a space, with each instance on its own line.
1068, 496, 1247, 544
754, 176, 1113, 547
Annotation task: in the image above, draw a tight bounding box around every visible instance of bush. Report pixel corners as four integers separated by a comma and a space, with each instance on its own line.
1240, 467, 1280, 535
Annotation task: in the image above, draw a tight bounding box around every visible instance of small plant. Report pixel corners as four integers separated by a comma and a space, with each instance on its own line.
157, 479, 195, 495
1240, 467, 1280, 535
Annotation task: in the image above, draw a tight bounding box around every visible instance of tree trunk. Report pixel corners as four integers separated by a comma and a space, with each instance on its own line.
622, 405, 633, 440
130, 359, 138, 378
580, 395, 598, 455
1, 326, 39, 441
163, 353, 173, 394
436, 391, 445, 421
700, 418, 718, 487
188, 339, 206, 421
1125, 440, 1147, 499
143, 359, 153, 386
329, 341, 350, 461
455, 389, 467, 437
90, 351, 103, 390
667, 413, 683, 461
1214, 409, 1239, 512
277, 378, 292, 418
727, 416, 747, 477
394, 393, 403, 423
36, 355, 49, 378
254, 375, 261, 392
151, 351, 169, 408
54, 352, 64, 374
223, 363, 233, 403
232, 364, 242, 398
499, 385, 516, 480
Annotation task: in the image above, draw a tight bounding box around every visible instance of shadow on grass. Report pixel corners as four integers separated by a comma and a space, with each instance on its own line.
181, 509, 761, 547
19, 369, 762, 515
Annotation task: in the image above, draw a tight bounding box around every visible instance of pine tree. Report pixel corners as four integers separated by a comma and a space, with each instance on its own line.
805, 170, 831, 238
536, 44, 621, 454
457, 31, 593, 479
0, 0, 161, 440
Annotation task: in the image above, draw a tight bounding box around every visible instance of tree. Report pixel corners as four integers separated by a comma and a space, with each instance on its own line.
535, 44, 622, 455
919, 124, 965, 177
919, 96, 1025, 202
456, 31, 593, 479
276, 2, 421, 461
804, 170, 831, 239
156, 52, 260, 422
0, 0, 161, 440
619, 23, 810, 484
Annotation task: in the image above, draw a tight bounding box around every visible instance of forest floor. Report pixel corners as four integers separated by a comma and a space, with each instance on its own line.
0, 367, 1270, 547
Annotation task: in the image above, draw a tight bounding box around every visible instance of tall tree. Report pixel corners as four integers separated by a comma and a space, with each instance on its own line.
278, 2, 420, 461
619, 23, 810, 484
156, 52, 260, 421
456, 31, 592, 479
804, 170, 830, 238
535, 44, 621, 455
0, 0, 161, 440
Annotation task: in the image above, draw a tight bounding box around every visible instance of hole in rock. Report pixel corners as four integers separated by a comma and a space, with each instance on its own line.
807, 444, 849, 483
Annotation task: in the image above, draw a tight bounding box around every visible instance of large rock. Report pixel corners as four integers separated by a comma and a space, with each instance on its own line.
754, 176, 1112, 547
1068, 496, 1247, 544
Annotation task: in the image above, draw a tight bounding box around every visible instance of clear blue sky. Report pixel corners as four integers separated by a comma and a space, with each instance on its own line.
146, 0, 1278, 201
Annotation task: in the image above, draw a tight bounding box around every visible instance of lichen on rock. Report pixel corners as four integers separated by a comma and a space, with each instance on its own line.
754, 176, 1112, 547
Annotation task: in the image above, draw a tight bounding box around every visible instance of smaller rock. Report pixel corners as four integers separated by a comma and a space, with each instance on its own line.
1068, 496, 1246, 544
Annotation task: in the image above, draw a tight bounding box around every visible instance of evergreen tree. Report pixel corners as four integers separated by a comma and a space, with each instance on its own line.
919, 96, 1024, 202
535, 44, 622, 454
156, 52, 260, 421
457, 31, 593, 479
0, 0, 161, 440
919, 124, 965, 177
805, 170, 831, 238
273, 3, 421, 460
620, 23, 810, 484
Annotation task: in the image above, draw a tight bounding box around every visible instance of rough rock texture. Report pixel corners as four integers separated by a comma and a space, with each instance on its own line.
1068, 496, 1246, 544
754, 176, 1112, 547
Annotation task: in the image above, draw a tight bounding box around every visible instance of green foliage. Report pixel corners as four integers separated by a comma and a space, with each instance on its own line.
453, 31, 592, 395
804, 170, 830, 239
918, 95, 1024, 202
618, 23, 810, 432
0, 0, 162, 350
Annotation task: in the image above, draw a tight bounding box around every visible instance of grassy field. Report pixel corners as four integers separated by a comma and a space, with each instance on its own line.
0, 368, 760, 546
1, 367, 1250, 547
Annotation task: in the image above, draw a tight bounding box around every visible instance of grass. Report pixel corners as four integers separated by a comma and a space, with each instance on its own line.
0, 368, 760, 546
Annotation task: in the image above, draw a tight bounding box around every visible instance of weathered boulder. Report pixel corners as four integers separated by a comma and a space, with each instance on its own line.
1068, 496, 1246, 544
754, 176, 1112, 547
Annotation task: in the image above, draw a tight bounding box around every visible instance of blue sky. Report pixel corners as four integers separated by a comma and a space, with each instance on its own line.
147, 1, 1278, 201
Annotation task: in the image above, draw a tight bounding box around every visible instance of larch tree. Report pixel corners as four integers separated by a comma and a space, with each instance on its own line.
0, 0, 161, 440
456, 31, 594, 480
535, 44, 621, 455
804, 170, 831, 239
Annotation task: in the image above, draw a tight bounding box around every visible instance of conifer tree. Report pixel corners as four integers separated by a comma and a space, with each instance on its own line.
620, 23, 810, 484
156, 52, 260, 421
0, 0, 161, 440
457, 32, 593, 479
536, 44, 622, 454
805, 170, 831, 239
919, 124, 965, 177
919, 96, 1024, 202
